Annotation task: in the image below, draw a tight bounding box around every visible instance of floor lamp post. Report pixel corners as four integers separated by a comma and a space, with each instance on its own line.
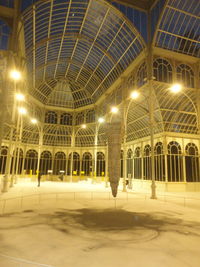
10, 95, 26, 187
2, 70, 21, 192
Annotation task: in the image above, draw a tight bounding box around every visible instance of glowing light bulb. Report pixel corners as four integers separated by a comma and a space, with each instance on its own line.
170, 84, 182, 93
16, 93, 25, 101
10, 70, 21, 81
98, 117, 105, 123
130, 90, 139, 99
31, 118, 37, 124
111, 106, 118, 113
18, 107, 27, 115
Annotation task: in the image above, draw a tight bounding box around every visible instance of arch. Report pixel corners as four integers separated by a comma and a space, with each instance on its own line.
53, 151, 66, 175
167, 141, 183, 182
24, 149, 38, 175
0, 146, 8, 174
60, 113, 72, 125
96, 152, 105, 177
185, 143, 199, 182
134, 147, 141, 179
143, 145, 151, 180
45, 111, 57, 124
154, 142, 165, 181
153, 58, 172, 83
86, 110, 95, 123
39, 151, 52, 175
75, 112, 84, 125
67, 152, 80, 176
176, 64, 194, 88
22, 0, 145, 108
82, 152, 92, 176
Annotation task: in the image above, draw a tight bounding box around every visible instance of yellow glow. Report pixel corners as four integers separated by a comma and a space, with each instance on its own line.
130, 90, 139, 99
170, 84, 182, 93
111, 106, 118, 113
16, 93, 25, 101
10, 70, 21, 81
98, 117, 105, 123
81, 124, 86, 129
18, 107, 27, 115
31, 118, 37, 124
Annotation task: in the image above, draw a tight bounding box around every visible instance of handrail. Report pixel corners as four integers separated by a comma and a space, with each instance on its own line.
1, 190, 200, 215
0, 253, 55, 266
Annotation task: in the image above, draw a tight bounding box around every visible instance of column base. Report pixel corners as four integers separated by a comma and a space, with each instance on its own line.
1, 175, 9, 193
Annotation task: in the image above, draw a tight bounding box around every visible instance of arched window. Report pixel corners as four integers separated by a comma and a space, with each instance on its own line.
176, 64, 194, 88
60, 113, 72, 125
24, 150, 38, 175
40, 151, 52, 175
45, 111, 57, 124
136, 62, 147, 87
134, 147, 141, 179
53, 152, 66, 175
143, 145, 151, 180
82, 152, 92, 175
96, 152, 105, 177
0, 146, 8, 174
127, 149, 133, 178
76, 112, 84, 125
0, 19, 10, 50
86, 110, 95, 123
67, 152, 80, 176
154, 142, 165, 181
153, 58, 172, 83
167, 141, 183, 182
185, 143, 199, 182
74, 152, 80, 175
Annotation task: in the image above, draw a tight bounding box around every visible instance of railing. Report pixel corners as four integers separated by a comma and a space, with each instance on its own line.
0, 253, 55, 267
1, 190, 200, 215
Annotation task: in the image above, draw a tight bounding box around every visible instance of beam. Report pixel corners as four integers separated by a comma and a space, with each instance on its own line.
111, 0, 156, 12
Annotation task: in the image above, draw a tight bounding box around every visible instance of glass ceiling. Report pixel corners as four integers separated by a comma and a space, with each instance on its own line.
21, 0, 145, 109
155, 0, 200, 57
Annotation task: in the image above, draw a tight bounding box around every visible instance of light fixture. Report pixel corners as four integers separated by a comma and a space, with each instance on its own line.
98, 117, 105, 123
81, 124, 86, 129
130, 90, 139, 99
18, 107, 27, 115
10, 70, 21, 81
111, 106, 118, 113
31, 118, 37, 124
170, 83, 182, 93
16, 93, 25, 101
